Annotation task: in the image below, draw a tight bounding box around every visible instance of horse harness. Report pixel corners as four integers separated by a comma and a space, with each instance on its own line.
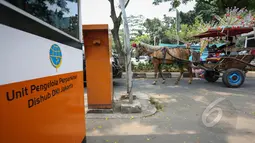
152, 47, 191, 64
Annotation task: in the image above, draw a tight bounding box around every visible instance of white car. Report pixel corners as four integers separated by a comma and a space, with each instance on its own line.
131, 56, 149, 65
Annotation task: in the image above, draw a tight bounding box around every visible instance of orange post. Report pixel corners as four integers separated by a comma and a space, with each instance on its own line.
83, 24, 113, 109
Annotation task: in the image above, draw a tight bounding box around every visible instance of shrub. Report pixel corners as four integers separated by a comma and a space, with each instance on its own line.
132, 63, 180, 72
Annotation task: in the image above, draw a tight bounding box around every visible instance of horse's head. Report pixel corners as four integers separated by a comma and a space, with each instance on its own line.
131, 42, 146, 61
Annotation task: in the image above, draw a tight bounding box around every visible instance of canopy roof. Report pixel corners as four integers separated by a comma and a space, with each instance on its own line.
194, 26, 253, 38
241, 30, 255, 37
159, 43, 226, 50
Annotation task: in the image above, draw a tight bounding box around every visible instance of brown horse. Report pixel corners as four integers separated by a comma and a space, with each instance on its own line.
132, 42, 193, 85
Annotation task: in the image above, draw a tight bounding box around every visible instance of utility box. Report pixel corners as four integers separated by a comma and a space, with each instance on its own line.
83, 24, 113, 109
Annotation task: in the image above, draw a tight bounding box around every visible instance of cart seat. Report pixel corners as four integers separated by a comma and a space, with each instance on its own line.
206, 57, 221, 62
251, 49, 255, 55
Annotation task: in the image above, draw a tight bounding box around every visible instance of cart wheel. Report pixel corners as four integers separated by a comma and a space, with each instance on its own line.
204, 71, 220, 82
222, 68, 245, 88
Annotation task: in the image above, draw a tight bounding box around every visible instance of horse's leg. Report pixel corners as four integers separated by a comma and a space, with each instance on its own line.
187, 63, 193, 84
159, 64, 166, 84
153, 61, 159, 85
175, 65, 184, 85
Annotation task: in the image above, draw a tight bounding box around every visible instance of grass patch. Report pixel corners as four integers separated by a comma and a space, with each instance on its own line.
149, 97, 164, 111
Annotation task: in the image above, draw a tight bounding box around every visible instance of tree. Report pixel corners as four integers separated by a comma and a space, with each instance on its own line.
179, 11, 196, 25
8, 0, 78, 24
143, 18, 168, 44
66, 14, 79, 38
131, 34, 151, 44
164, 24, 177, 42
7, 0, 79, 38
108, 0, 130, 65
164, 15, 211, 43
127, 15, 146, 38
162, 14, 175, 27
193, 1, 218, 23
153, 0, 255, 14
153, 0, 255, 25
153, 0, 190, 11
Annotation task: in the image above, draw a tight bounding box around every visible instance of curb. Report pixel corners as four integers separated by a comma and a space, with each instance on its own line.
247, 71, 255, 77
124, 71, 255, 78
85, 92, 157, 119
86, 100, 157, 119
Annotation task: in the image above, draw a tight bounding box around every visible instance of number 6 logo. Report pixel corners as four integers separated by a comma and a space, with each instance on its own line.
202, 98, 226, 127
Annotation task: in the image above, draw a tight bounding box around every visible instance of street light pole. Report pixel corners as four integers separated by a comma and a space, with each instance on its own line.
119, 0, 133, 103
176, 9, 180, 45
154, 36, 157, 46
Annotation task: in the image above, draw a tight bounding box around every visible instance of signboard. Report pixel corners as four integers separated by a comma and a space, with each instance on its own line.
0, 24, 86, 143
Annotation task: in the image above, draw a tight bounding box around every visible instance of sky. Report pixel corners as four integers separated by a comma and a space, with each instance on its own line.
81, 0, 196, 29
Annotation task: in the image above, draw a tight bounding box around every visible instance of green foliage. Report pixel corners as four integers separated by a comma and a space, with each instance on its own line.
163, 14, 176, 27
153, 0, 255, 12
131, 35, 151, 44
132, 62, 180, 72
132, 6, 255, 45
162, 63, 180, 72
164, 15, 210, 43
179, 11, 196, 25
131, 14, 212, 44
153, 0, 255, 25
164, 25, 177, 43
127, 15, 146, 38
194, 1, 218, 23
132, 63, 154, 72
153, 0, 189, 11
143, 18, 168, 44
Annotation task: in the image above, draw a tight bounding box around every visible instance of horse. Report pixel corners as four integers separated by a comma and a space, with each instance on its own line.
132, 42, 193, 85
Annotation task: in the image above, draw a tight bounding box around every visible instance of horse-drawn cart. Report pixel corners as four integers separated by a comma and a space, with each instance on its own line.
132, 9, 255, 88
192, 26, 255, 88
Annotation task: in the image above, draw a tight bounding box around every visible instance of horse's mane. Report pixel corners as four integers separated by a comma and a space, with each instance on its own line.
139, 42, 163, 50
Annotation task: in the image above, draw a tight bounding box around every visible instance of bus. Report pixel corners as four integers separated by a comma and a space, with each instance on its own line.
0, 0, 86, 142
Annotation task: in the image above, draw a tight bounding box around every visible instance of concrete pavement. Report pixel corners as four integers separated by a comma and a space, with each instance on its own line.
85, 77, 255, 143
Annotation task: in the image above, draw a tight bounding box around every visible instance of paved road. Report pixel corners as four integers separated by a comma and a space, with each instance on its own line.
86, 77, 255, 143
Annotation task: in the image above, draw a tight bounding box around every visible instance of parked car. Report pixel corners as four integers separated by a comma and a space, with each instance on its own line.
83, 54, 122, 84
131, 56, 150, 65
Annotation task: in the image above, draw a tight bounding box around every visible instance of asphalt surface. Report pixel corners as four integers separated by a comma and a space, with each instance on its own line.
86, 77, 255, 143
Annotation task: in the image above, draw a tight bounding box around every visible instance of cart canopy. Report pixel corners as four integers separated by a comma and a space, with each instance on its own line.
194, 26, 253, 38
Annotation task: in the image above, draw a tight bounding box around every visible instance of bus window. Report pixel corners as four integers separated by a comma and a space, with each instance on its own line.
5, 0, 79, 39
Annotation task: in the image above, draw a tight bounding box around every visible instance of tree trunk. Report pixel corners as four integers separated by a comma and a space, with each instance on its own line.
108, 0, 130, 66
111, 27, 125, 66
